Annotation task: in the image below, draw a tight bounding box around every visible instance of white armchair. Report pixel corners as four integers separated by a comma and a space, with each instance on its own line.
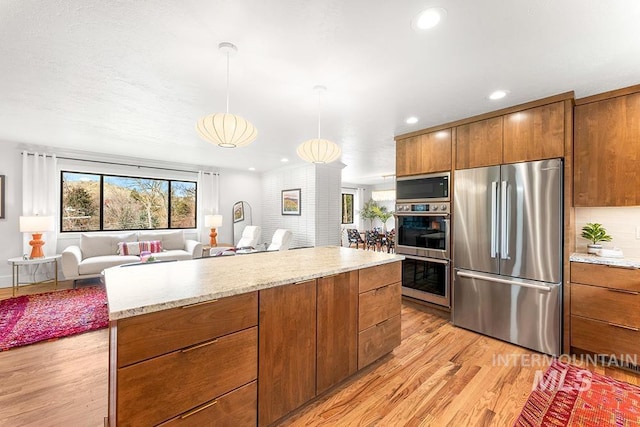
267, 229, 292, 251
236, 225, 261, 249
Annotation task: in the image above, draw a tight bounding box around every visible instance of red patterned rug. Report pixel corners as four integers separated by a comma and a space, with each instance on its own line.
515, 359, 640, 426
0, 287, 108, 351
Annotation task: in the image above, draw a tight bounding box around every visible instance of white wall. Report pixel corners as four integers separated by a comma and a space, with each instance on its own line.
262, 163, 342, 248
575, 207, 640, 258
218, 168, 262, 246
0, 143, 26, 287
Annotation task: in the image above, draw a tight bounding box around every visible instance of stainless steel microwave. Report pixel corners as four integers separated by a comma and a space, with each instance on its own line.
396, 172, 450, 202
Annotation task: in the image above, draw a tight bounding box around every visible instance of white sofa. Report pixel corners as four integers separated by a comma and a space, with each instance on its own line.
61, 230, 202, 281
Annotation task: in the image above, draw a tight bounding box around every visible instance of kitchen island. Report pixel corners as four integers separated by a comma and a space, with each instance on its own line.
105, 246, 403, 426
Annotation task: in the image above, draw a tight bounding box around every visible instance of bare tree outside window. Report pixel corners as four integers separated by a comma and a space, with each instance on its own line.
61, 171, 197, 232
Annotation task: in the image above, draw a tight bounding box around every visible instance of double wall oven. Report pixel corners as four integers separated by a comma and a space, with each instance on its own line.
396, 172, 451, 307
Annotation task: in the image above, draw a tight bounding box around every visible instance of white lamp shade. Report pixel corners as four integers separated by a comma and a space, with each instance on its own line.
196, 113, 258, 148
296, 138, 342, 164
20, 215, 55, 233
204, 214, 223, 228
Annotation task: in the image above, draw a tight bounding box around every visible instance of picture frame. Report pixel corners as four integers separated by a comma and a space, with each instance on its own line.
0, 175, 4, 219
233, 201, 244, 223
341, 193, 353, 224
281, 188, 301, 215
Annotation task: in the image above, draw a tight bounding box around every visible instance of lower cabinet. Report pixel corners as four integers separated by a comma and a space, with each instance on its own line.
317, 271, 358, 394
258, 280, 317, 427
109, 262, 402, 426
570, 262, 640, 360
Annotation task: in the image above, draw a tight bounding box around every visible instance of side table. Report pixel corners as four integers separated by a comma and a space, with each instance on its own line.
202, 243, 234, 258
7, 255, 61, 297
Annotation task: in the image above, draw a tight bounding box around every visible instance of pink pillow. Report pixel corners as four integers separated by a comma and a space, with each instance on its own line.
117, 240, 163, 256
139, 240, 163, 253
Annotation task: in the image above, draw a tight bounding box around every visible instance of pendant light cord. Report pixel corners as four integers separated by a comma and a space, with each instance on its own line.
225, 50, 230, 114
317, 89, 322, 139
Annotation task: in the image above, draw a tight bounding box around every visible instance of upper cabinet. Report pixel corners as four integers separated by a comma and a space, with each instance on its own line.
503, 101, 565, 163
456, 116, 503, 169
396, 129, 452, 177
574, 87, 640, 206
455, 101, 565, 169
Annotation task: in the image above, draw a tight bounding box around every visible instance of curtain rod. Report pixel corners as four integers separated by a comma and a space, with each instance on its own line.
22, 152, 219, 175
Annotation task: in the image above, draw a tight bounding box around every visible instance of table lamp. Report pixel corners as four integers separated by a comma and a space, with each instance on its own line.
20, 215, 55, 259
204, 214, 223, 247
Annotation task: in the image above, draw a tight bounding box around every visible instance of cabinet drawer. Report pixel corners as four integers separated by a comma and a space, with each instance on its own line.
359, 282, 401, 331
571, 283, 640, 328
359, 262, 401, 293
117, 327, 257, 426
117, 291, 258, 367
571, 315, 640, 357
358, 315, 401, 369
571, 262, 640, 292
159, 381, 257, 427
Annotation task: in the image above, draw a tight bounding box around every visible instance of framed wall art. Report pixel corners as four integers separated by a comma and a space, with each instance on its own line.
341, 193, 353, 224
233, 201, 244, 223
281, 188, 301, 215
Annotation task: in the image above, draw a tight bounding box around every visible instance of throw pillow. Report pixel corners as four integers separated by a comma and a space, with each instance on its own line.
118, 241, 142, 256
139, 240, 163, 254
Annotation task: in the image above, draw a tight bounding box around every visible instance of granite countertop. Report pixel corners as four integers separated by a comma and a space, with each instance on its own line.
104, 246, 404, 320
570, 252, 640, 269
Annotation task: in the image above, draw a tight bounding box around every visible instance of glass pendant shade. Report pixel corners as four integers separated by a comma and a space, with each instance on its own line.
297, 138, 342, 164
197, 113, 257, 148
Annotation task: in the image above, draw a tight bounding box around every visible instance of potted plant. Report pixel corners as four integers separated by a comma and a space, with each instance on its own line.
581, 223, 612, 254
359, 199, 379, 229
372, 205, 395, 232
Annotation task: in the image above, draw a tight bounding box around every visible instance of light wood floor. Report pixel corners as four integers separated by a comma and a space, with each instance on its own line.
1, 285, 638, 426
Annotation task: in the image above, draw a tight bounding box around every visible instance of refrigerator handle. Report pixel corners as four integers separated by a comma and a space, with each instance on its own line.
500, 180, 509, 260
490, 181, 498, 258
456, 270, 553, 292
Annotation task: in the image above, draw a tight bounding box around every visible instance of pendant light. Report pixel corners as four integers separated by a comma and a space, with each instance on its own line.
296, 85, 341, 164
196, 42, 257, 148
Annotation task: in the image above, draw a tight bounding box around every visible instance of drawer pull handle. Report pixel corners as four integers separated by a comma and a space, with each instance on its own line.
607, 288, 639, 296
182, 299, 218, 308
607, 322, 639, 332
180, 400, 218, 419
605, 264, 640, 271
181, 338, 219, 353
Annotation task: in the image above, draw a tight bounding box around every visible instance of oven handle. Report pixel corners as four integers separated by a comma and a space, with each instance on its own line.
403, 255, 449, 265
395, 213, 450, 217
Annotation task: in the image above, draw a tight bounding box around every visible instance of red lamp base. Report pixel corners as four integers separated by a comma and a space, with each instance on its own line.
29, 233, 46, 259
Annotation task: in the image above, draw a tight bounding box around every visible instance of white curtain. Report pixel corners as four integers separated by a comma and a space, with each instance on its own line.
22, 152, 58, 256
356, 187, 365, 230
197, 171, 219, 243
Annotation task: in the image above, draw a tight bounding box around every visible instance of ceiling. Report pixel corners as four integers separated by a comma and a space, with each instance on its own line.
1, 1, 640, 185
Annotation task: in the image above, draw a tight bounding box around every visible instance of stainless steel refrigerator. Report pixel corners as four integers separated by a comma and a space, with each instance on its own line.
453, 158, 563, 355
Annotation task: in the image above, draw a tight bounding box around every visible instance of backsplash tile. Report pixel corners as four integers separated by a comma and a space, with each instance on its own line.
575, 207, 640, 258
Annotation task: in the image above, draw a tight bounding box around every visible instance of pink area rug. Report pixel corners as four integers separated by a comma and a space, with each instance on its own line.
0, 287, 108, 351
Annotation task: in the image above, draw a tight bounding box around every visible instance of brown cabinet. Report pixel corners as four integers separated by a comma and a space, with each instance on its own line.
316, 272, 358, 395
570, 262, 640, 358
503, 102, 565, 163
111, 292, 258, 426
574, 89, 640, 206
396, 129, 452, 176
358, 263, 402, 369
455, 102, 565, 169
258, 280, 317, 427
456, 116, 503, 169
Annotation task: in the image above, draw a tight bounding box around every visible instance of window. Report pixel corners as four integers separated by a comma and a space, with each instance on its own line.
61, 171, 197, 232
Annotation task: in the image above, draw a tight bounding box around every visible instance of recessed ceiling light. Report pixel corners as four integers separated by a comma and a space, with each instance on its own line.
411, 7, 447, 31
248, 167, 256, 171
489, 90, 508, 100
281, 158, 289, 163
405, 116, 419, 124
